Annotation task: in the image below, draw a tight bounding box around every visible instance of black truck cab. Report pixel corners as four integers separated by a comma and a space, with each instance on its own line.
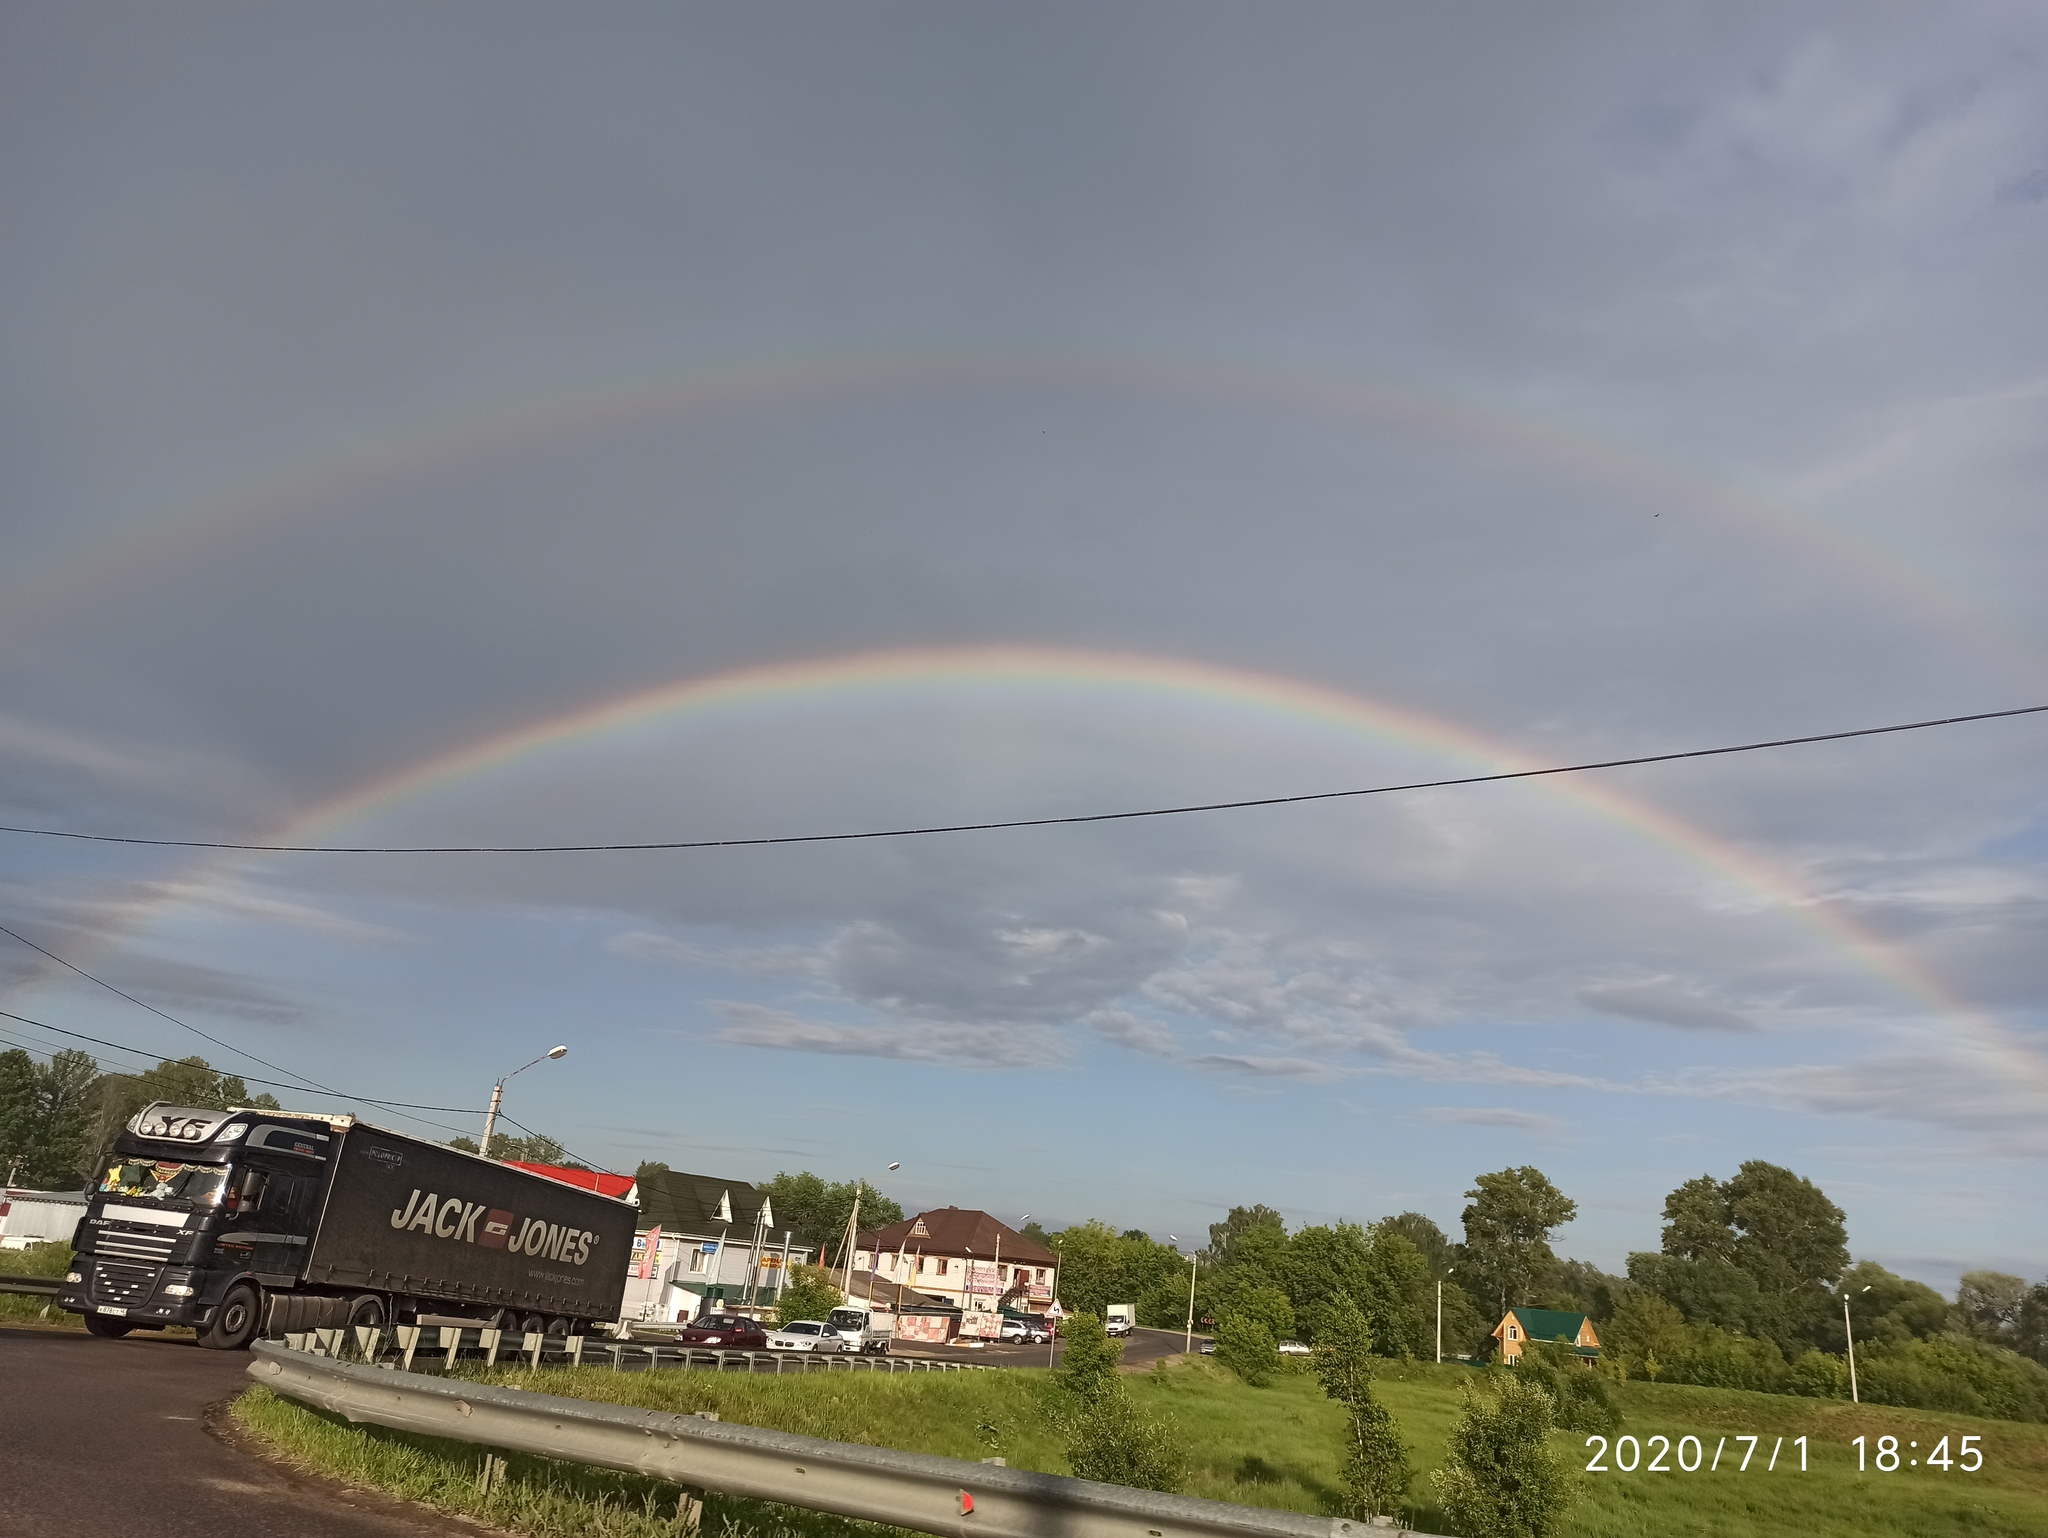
61, 1102, 335, 1349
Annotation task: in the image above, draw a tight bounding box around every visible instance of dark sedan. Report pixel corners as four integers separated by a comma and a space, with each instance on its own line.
677, 1312, 770, 1348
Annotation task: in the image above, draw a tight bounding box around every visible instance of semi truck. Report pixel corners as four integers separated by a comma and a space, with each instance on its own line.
58, 1101, 636, 1350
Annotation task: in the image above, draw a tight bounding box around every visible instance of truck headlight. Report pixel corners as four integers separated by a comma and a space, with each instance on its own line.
66, 1271, 82, 1284
162, 1284, 196, 1297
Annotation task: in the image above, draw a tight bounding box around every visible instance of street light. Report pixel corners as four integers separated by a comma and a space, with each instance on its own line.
1169, 1236, 1199, 1356
1437, 1267, 1455, 1364
1845, 1284, 1872, 1403
478, 1044, 567, 1158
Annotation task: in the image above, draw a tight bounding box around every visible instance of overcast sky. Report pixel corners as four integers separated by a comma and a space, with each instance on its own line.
4, 3, 2045, 1289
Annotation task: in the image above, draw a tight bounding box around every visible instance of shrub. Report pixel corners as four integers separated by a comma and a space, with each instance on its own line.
1431, 1375, 1576, 1538
1213, 1314, 1282, 1388
1785, 1349, 1848, 1399
1517, 1344, 1620, 1433
1056, 1312, 1124, 1402
1066, 1377, 1187, 1493
1859, 1335, 2048, 1423
1311, 1295, 1412, 1520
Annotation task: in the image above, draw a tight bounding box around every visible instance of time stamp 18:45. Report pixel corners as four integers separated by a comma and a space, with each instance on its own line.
1583, 1433, 1985, 1474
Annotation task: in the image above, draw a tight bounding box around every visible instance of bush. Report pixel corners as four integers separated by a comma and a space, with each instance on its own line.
1213, 1314, 1281, 1388
1786, 1349, 1848, 1399
1066, 1377, 1187, 1492
1859, 1335, 2048, 1422
1056, 1312, 1124, 1401
1517, 1344, 1620, 1433
1431, 1375, 1576, 1538
1311, 1296, 1412, 1520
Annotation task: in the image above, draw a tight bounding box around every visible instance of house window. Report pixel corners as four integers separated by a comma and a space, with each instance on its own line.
688, 1249, 708, 1274
1507, 1326, 1518, 1340
935, 1258, 949, 1276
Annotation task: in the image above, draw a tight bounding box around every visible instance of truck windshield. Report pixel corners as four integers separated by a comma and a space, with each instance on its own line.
99, 1160, 227, 1205
827, 1309, 865, 1330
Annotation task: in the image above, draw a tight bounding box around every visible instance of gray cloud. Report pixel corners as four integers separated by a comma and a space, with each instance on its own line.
1415, 1106, 1569, 1136
710, 1002, 1067, 1071
1579, 983, 1757, 1033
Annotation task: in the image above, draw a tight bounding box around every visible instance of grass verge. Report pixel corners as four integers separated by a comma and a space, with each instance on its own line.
234, 1354, 2048, 1538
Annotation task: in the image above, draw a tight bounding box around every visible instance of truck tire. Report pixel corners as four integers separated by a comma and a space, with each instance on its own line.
84, 1313, 134, 1339
545, 1316, 570, 1337
201, 1283, 263, 1351
346, 1294, 386, 1332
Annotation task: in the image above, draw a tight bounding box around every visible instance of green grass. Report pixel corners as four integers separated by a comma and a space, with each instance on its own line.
233, 1354, 2048, 1538
0, 1243, 80, 1328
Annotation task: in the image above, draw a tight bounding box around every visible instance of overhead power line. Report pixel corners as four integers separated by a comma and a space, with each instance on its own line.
0, 1008, 481, 1122
0, 701, 2041, 855
0, 922, 338, 1100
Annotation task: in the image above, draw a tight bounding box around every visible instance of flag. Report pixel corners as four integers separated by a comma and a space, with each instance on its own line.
638, 1225, 662, 1281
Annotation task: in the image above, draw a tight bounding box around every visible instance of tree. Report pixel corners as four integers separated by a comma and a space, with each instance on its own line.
1431, 1376, 1577, 1538
1381, 1212, 1454, 1278
1601, 1291, 1687, 1377
449, 1131, 585, 1168
1057, 1310, 1183, 1491
757, 1171, 903, 1262
1956, 1272, 2028, 1346
1459, 1168, 1577, 1318
772, 1263, 845, 1326
1048, 1220, 1188, 1324
636, 1160, 670, 1182
1311, 1294, 1412, 1520
1659, 1176, 1735, 1264
1724, 1162, 1847, 1297
0, 1049, 100, 1188
1207, 1204, 1289, 1275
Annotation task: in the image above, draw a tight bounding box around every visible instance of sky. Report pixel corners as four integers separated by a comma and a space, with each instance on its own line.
2, 3, 2045, 1292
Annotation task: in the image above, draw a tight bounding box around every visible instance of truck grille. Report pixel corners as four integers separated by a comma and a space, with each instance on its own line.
95, 1225, 179, 1264
90, 1260, 158, 1307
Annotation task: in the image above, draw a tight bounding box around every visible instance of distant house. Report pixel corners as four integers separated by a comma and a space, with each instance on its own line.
1493, 1306, 1601, 1364
852, 1207, 1058, 1334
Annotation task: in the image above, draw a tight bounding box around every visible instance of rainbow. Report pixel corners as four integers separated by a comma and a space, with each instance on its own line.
155, 644, 2044, 1106
2, 351, 2024, 664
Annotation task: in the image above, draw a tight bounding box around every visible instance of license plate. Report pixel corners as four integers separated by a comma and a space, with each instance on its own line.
98, 1305, 128, 1317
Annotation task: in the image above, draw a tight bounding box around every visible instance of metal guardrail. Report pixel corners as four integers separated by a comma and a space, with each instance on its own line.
273, 1322, 986, 1375
251, 1342, 1443, 1538
0, 1273, 63, 1297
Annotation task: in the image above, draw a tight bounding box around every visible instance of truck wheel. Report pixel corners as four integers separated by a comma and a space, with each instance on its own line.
545, 1316, 570, 1338
519, 1313, 545, 1336
346, 1295, 386, 1331
84, 1313, 135, 1339
201, 1284, 262, 1351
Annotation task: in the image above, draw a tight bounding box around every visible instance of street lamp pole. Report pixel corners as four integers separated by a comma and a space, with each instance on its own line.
1169, 1236, 1199, 1355
1845, 1285, 1871, 1403
478, 1045, 567, 1159
1437, 1267, 1455, 1365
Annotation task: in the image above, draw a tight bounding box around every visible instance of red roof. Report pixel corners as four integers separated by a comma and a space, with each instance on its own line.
508, 1161, 636, 1200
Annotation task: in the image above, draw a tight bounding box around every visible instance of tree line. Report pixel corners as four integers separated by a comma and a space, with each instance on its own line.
0, 1048, 281, 1189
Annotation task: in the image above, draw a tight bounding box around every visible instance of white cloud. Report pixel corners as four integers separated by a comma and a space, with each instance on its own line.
1579, 982, 1756, 1033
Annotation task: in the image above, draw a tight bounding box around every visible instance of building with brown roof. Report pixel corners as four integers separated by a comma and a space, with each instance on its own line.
852, 1207, 1058, 1325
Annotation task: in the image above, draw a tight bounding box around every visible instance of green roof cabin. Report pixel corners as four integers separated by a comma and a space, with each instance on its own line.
1494, 1307, 1600, 1364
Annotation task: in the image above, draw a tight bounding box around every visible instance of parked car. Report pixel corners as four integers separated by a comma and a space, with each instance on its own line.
999, 1317, 1051, 1344
767, 1319, 855, 1352
677, 1313, 769, 1349
1277, 1339, 1312, 1357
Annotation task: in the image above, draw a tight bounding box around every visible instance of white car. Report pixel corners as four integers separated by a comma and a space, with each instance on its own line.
766, 1320, 854, 1352
1277, 1339, 1313, 1357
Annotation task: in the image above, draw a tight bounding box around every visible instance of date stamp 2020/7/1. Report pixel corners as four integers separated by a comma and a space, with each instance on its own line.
1583, 1433, 1986, 1474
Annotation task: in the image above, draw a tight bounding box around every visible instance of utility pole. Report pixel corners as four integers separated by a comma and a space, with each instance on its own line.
1437, 1266, 1454, 1364
1845, 1285, 1871, 1402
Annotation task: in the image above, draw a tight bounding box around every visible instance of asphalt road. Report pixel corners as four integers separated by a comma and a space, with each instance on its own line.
0, 1325, 460, 1538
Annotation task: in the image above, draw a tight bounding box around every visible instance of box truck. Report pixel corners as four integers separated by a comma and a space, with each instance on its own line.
58, 1101, 635, 1349
1104, 1302, 1136, 1336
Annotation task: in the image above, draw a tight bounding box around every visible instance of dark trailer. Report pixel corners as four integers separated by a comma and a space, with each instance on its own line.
60, 1102, 635, 1349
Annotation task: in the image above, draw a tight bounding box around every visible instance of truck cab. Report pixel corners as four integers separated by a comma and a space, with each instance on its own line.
59, 1102, 337, 1349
